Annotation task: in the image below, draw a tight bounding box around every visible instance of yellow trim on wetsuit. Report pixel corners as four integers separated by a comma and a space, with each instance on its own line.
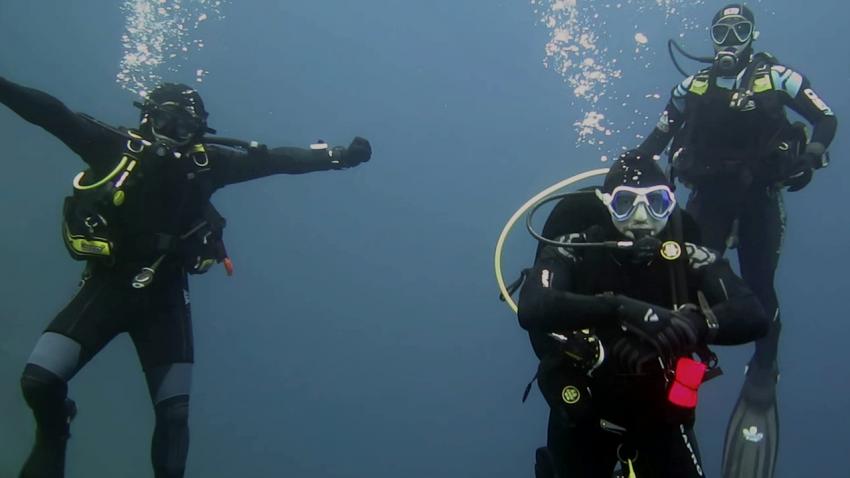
752, 73, 773, 93
689, 77, 709, 96
63, 224, 112, 257
72, 156, 130, 191
72, 130, 150, 191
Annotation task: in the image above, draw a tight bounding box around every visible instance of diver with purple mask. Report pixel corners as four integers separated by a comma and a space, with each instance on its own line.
518, 151, 768, 477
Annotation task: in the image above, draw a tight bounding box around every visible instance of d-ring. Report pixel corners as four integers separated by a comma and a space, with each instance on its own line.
616, 443, 638, 463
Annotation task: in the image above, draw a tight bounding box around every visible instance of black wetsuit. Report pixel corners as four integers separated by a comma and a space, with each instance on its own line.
0, 76, 355, 478
639, 59, 837, 371
639, 60, 837, 477
517, 207, 769, 477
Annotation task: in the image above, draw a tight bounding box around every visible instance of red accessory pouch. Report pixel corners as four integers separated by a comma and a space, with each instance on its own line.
668, 357, 707, 409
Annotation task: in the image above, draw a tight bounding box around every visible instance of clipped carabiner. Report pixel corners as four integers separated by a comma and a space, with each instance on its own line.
132, 267, 156, 289
131, 255, 166, 289
616, 444, 638, 478
627, 458, 637, 478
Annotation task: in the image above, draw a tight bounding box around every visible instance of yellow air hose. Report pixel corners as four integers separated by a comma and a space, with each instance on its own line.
72, 156, 130, 191
494, 168, 609, 313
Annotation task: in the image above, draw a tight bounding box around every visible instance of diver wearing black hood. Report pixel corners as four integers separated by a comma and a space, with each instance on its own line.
636, 6, 837, 477
0, 76, 371, 478
518, 152, 769, 478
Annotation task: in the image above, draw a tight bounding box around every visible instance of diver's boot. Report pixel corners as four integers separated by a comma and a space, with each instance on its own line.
19, 399, 77, 478
721, 359, 779, 478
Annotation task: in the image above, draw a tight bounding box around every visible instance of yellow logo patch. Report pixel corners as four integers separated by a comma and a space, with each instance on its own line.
661, 241, 682, 261
562, 386, 581, 404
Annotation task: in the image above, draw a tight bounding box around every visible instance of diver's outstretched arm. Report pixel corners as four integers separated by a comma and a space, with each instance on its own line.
517, 248, 618, 334
0, 76, 120, 162
209, 136, 372, 188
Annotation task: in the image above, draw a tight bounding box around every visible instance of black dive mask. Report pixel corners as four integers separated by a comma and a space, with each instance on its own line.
149, 103, 202, 143
711, 15, 754, 76
135, 101, 204, 145
711, 19, 753, 46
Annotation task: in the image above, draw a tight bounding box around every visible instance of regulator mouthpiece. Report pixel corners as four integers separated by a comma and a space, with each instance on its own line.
714, 50, 739, 75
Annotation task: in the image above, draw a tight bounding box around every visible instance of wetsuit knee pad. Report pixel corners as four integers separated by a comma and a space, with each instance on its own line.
535, 446, 558, 478
21, 364, 67, 409
20, 364, 75, 436
154, 395, 190, 426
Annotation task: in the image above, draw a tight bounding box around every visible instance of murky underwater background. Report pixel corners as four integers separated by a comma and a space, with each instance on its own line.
0, 0, 847, 476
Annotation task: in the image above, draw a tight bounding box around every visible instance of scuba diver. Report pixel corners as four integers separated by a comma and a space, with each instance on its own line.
0, 76, 371, 478
637, 4, 837, 477
518, 151, 769, 477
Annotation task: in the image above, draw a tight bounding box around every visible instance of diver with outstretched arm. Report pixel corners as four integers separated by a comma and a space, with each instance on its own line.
634, 5, 837, 477
0, 75, 371, 478
518, 152, 768, 477
0, 77, 368, 181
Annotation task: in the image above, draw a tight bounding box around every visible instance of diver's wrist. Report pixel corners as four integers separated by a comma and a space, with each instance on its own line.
804, 142, 827, 169
329, 146, 346, 169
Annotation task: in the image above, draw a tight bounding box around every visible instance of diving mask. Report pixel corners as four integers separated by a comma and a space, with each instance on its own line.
147, 101, 203, 143
598, 185, 677, 222
710, 14, 756, 75
711, 17, 754, 46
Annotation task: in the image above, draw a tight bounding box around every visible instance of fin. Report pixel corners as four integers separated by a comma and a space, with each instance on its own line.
535, 447, 557, 478
721, 361, 779, 478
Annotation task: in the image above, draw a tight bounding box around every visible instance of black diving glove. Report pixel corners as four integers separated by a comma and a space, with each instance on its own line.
784, 142, 825, 192
333, 136, 371, 168
784, 167, 812, 192
611, 336, 662, 373
614, 296, 708, 359
665, 304, 709, 351
802, 142, 828, 170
